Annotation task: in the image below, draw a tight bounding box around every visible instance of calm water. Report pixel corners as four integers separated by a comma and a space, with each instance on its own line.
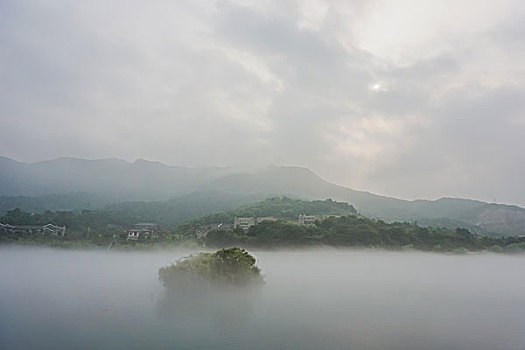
1, 247, 525, 349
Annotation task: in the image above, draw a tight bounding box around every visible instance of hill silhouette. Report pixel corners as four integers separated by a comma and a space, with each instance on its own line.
1, 156, 524, 236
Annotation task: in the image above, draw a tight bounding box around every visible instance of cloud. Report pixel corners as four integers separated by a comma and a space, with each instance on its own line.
0, 0, 524, 205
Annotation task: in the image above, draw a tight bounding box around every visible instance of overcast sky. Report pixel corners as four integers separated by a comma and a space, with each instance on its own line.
1, 0, 524, 206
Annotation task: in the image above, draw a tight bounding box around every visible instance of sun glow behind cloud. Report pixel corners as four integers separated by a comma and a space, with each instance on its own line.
1, 0, 524, 205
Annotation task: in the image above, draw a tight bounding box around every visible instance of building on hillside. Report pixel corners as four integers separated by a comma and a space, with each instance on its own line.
135, 223, 159, 231
0, 223, 14, 232
0, 223, 66, 237
195, 223, 232, 238
234, 217, 255, 230
298, 214, 317, 226
127, 222, 159, 240
127, 229, 141, 240
327, 214, 341, 219
42, 223, 67, 236
256, 217, 277, 224
232, 216, 277, 231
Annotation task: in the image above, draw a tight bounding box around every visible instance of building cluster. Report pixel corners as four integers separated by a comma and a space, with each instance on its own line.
228, 214, 321, 232
1, 213, 343, 242
298, 214, 317, 226
127, 223, 159, 240
233, 216, 277, 230
0, 223, 66, 237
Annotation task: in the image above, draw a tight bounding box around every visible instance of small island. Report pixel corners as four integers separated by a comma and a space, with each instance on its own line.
159, 247, 264, 292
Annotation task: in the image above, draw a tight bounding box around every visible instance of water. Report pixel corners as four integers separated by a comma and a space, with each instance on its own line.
1, 247, 525, 349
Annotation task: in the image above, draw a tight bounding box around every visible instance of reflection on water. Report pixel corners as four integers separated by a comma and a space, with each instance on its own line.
1, 247, 525, 349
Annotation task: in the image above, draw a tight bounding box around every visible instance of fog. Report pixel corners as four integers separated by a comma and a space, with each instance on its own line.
2, 1, 525, 206
1, 247, 525, 349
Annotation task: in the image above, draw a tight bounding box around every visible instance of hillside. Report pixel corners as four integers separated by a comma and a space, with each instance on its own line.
202, 215, 525, 253
0, 197, 356, 238
201, 167, 525, 236
1, 156, 525, 236
101, 191, 266, 228
181, 197, 357, 229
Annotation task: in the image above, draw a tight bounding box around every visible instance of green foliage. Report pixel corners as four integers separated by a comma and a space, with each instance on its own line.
205, 230, 242, 247
4, 198, 525, 254
213, 247, 261, 284
180, 197, 357, 235
504, 242, 525, 253
234, 197, 357, 219
158, 248, 263, 290
202, 215, 525, 252
101, 191, 263, 228
1, 191, 267, 233
489, 245, 503, 253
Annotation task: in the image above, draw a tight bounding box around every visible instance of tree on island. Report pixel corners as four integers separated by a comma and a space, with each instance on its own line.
159, 247, 264, 291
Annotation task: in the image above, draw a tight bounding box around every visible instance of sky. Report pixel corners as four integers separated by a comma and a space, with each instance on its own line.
1, 0, 524, 206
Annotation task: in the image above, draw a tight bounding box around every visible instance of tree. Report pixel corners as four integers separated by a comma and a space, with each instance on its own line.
158, 247, 263, 291
213, 247, 262, 284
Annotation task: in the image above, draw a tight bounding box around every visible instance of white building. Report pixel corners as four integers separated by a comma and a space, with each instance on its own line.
42, 223, 66, 236
0, 223, 66, 236
234, 217, 255, 230
233, 216, 277, 230
298, 214, 317, 226
127, 223, 159, 240
127, 229, 141, 240
256, 217, 277, 224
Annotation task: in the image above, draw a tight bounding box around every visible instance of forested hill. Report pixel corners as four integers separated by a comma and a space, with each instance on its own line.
234, 197, 357, 218
5, 197, 525, 254
2, 156, 525, 237
0, 197, 357, 237
0, 192, 267, 232
202, 216, 525, 253
181, 197, 357, 228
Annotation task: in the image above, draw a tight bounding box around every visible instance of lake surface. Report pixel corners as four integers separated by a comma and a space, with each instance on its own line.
1, 247, 525, 349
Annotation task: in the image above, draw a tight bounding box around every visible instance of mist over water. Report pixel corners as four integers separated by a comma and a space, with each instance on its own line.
1, 247, 525, 349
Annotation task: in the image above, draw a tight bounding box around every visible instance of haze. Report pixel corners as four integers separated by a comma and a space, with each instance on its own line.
2, 247, 525, 349
1, 0, 525, 206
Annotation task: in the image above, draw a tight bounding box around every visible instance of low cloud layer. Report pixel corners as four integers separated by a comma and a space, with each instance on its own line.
1, 0, 524, 205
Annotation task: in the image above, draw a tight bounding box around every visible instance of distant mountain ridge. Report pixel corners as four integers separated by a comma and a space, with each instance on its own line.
0, 156, 236, 200
1, 156, 524, 236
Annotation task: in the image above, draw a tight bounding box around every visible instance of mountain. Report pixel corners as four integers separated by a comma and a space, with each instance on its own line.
207, 167, 525, 236
1, 156, 524, 236
0, 193, 113, 214
0, 156, 235, 200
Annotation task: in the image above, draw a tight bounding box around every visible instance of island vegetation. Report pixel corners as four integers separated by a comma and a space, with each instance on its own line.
159, 247, 264, 292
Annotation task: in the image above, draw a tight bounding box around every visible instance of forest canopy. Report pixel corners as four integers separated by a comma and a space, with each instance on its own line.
158, 247, 264, 291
